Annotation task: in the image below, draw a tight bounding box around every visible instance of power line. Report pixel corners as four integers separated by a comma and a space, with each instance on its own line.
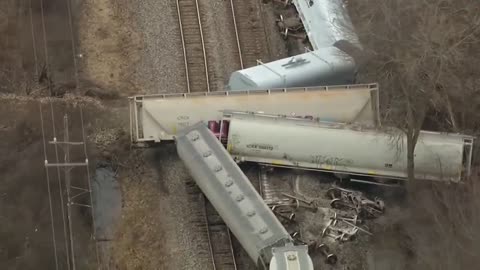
50, 102, 73, 270
44, 107, 100, 270
39, 103, 60, 270
28, 0, 39, 78
62, 114, 77, 270
80, 107, 101, 268
65, 0, 80, 89
39, 0, 52, 90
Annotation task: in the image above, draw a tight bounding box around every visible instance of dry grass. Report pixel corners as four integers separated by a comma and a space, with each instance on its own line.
0, 92, 104, 108
0, 98, 104, 269
404, 176, 480, 269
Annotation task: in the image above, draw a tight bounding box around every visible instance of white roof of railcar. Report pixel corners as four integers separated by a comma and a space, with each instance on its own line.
228, 48, 355, 90
292, 0, 362, 50
223, 110, 474, 141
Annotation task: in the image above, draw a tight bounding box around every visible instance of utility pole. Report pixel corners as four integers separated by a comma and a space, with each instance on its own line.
44, 114, 91, 270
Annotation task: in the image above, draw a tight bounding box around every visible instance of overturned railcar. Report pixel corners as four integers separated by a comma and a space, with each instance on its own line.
227, 0, 363, 91
214, 111, 473, 183
129, 84, 380, 145
227, 48, 356, 91
291, 0, 362, 51
175, 122, 313, 269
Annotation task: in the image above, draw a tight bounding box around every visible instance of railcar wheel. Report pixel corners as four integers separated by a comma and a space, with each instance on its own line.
330, 198, 351, 210
375, 198, 385, 211
326, 188, 341, 199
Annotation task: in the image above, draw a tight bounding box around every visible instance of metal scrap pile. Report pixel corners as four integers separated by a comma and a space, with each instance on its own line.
268, 192, 317, 244
322, 186, 384, 242
268, 185, 386, 265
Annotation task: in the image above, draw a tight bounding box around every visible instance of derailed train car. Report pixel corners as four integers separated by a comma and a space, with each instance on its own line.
175, 122, 314, 269
129, 84, 380, 145
291, 0, 362, 51
227, 0, 362, 91
227, 48, 357, 91
212, 111, 474, 183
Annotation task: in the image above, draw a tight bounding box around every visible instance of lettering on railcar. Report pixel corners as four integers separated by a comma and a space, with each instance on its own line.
177, 121, 190, 128
177, 115, 190, 121
246, 143, 274, 151
311, 155, 354, 167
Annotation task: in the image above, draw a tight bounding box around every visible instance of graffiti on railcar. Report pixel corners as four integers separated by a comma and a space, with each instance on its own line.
311, 155, 354, 167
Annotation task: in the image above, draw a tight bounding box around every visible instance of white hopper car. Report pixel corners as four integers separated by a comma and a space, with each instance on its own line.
291, 0, 362, 51
129, 84, 380, 145
214, 111, 474, 183
227, 48, 357, 91
175, 122, 314, 269
227, 0, 363, 91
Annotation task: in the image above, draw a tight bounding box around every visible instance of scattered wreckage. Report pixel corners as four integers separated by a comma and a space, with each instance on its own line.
267, 185, 385, 265
327, 186, 385, 219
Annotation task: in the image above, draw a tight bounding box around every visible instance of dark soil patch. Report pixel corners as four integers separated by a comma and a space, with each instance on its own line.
0, 97, 103, 269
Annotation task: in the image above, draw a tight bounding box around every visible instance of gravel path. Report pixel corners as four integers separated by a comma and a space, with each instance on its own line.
110, 146, 213, 270
126, 0, 185, 94
198, 0, 242, 91
148, 145, 214, 270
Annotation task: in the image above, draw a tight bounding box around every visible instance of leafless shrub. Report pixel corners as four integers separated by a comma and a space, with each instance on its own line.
346, 1, 480, 268
348, 0, 480, 179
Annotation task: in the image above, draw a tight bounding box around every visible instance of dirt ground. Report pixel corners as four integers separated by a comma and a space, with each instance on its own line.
0, 0, 288, 269
3, 0, 477, 269
0, 95, 106, 269
0, 0, 103, 268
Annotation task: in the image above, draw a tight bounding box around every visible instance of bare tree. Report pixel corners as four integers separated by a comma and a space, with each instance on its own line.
345, 1, 480, 268
347, 0, 480, 180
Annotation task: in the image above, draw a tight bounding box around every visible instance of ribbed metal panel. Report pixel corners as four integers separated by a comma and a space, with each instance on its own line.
175, 122, 292, 266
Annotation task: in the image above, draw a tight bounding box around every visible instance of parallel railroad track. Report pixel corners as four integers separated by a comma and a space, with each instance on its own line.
175, 0, 211, 93
204, 199, 238, 270
258, 166, 292, 206
186, 181, 238, 270
229, 0, 271, 68
226, 0, 244, 69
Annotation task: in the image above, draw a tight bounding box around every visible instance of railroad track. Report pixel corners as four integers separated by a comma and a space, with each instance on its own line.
226, 0, 244, 69
258, 166, 292, 206
229, 0, 271, 68
204, 199, 238, 270
185, 181, 213, 259
175, 0, 211, 93
185, 181, 238, 270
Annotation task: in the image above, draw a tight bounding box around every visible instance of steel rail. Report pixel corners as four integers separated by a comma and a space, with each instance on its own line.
194, 0, 210, 92
202, 196, 217, 270
229, 0, 244, 69
174, 0, 191, 93
203, 196, 238, 270
175, 0, 211, 92
225, 229, 239, 270
229, 0, 270, 67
